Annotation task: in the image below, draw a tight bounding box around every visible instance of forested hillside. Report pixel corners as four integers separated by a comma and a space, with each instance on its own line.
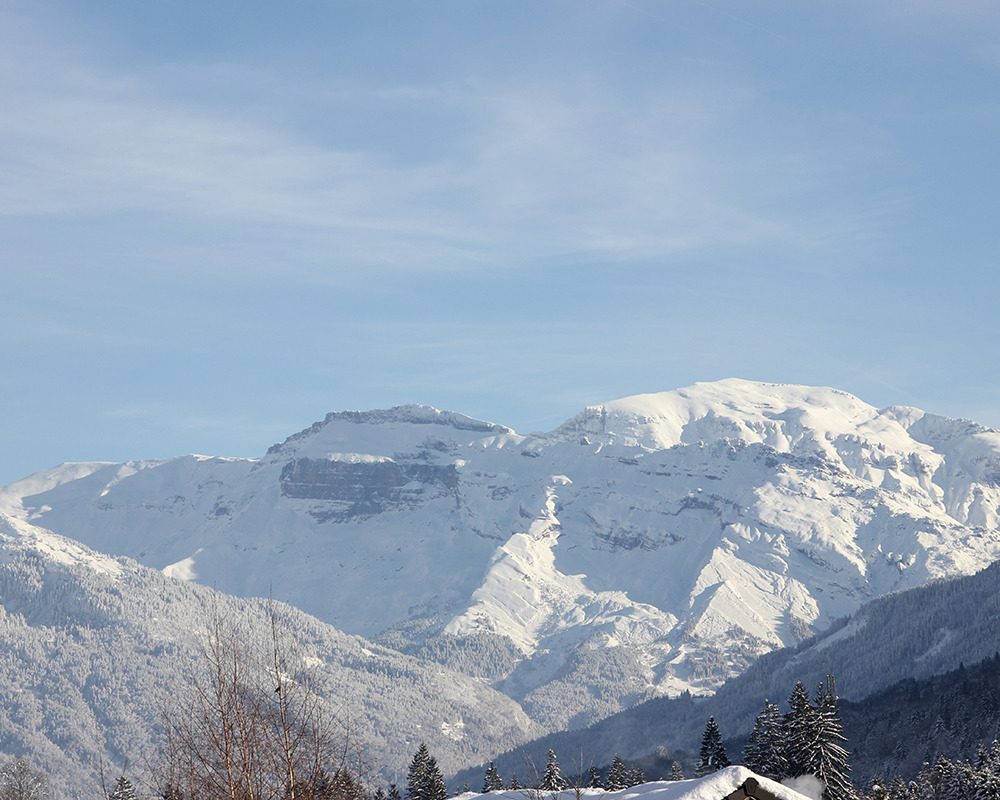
0, 514, 541, 798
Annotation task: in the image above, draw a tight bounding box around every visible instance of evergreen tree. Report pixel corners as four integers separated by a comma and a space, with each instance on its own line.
374, 789, 388, 800
408, 744, 432, 800
669, 762, 684, 781
309, 770, 335, 800
696, 717, 730, 777
973, 769, 1000, 800
509, 775, 522, 791
482, 763, 504, 793
108, 776, 137, 800
744, 700, 788, 780
607, 755, 628, 790
783, 682, 815, 778
425, 757, 447, 800
389, 784, 403, 800
944, 762, 968, 800
810, 678, 856, 800
626, 768, 646, 788
540, 750, 567, 792
587, 767, 603, 789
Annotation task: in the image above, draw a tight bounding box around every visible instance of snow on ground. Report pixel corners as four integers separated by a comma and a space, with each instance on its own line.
457, 768, 813, 800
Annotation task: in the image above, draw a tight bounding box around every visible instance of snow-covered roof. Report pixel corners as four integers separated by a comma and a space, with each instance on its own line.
457, 768, 814, 800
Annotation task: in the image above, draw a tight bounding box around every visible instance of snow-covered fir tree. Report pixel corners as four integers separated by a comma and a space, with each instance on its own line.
696, 717, 730, 776
627, 767, 646, 787
669, 762, 685, 781
607, 755, 628, 790
809, 678, 855, 800
540, 750, 567, 791
388, 783, 402, 800
744, 699, 788, 780
407, 744, 447, 800
108, 776, 137, 800
587, 766, 603, 789
509, 774, 522, 791
426, 757, 447, 800
783, 682, 815, 778
407, 744, 432, 800
860, 743, 1000, 800
482, 762, 504, 793
374, 788, 388, 800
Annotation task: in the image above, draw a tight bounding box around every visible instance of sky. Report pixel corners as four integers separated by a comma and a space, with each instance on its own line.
2, 1, 1000, 484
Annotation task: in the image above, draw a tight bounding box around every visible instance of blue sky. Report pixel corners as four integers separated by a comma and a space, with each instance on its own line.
2, 1, 999, 483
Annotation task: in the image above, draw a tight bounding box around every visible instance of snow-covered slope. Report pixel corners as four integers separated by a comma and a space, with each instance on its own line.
465, 554, 1000, 792
0, 513, 542, 797
5, 380, 1000, 730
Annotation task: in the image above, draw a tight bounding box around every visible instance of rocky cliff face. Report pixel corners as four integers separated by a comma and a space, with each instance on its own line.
4, 379, 999, 730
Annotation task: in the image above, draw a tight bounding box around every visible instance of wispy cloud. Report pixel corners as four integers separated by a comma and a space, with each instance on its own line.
0, 4, 896, 282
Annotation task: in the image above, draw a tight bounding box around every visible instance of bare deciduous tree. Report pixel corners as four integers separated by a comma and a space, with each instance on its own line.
161, 603, 360, 800
0, 759, 47, 800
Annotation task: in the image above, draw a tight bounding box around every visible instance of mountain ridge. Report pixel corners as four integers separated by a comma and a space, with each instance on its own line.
4, 379, 999, 731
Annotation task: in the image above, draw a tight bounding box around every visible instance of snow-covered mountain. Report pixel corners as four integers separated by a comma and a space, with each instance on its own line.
0, 513, 542, 797
4, 379, 1000, 731
461, 551, 1000, 791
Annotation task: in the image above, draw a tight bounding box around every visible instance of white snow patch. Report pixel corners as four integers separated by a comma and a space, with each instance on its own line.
781, 775, 825, 800
440, 719, 465, 741
326, 452, 395, 463
163, 551, 203, 581
464, 768, 812, 800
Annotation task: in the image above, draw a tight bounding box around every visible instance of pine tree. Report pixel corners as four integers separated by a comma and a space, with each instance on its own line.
374, 789, 388, 800
108, 776, 137, 800
408, 744, 432, 800
783, 682, 814, 778
669, 762, 684, 781
509, 775, 522, 791
973, 769, 1000, 800
587, 767, 603, 789
696, 717, 730, 777
607, 755, 628, 790
425, 757, 447, 800
389, 784, 403, 800
744, 700, 788, 780
483, 763, 504, 793
626, 768, 646, 788
810, 678, 856, 800
540, 750, 567, 791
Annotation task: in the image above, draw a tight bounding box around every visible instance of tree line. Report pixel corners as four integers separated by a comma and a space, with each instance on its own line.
7, 661, 999, 800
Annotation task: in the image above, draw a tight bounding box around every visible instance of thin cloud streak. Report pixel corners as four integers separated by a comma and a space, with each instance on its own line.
0, 5, 897, 282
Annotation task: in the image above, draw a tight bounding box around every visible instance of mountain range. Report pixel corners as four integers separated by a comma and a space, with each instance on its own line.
3, 379, 1000, 793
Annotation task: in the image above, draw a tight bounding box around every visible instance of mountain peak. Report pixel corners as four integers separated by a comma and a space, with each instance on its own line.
267, 404, 513, 456
552, 378, 897, 453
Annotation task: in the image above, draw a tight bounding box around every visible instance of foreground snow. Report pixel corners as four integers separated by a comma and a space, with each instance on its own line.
457, 768, 814, 800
